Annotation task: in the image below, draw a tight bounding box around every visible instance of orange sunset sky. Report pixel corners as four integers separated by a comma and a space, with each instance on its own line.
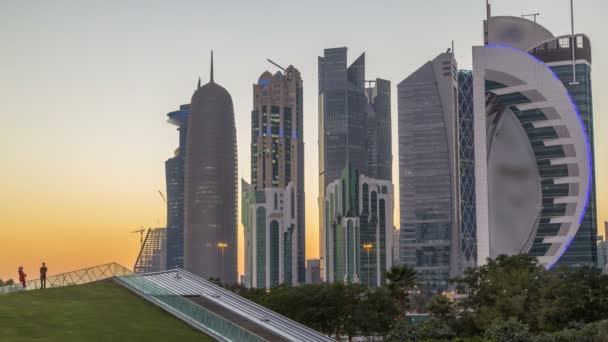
1, 0, 607, 281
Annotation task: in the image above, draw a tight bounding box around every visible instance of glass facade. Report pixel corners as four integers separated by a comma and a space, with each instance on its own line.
552, 63, 598, 268
398, 53, 459, 293
247, 67, 305, 286
318, 48, 392, 277
165, 104, 190, 270
323, 165, 393, 287
184, 80, 238, 284
474, 43, 593, 270
457, 71, 477, 268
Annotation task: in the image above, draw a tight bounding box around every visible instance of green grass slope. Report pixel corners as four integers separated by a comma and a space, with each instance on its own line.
0, 281, 214, 342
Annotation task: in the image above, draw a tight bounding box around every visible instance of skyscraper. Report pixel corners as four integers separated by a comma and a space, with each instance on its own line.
366, 79, 392, 181
398, 52, 461, 293
165, 104, 190, 270
242, 181, 299, 288
306, 259, 321, 284
323, 165, 394, 287
474, 13, 594, 269
458, 70, 477, 269
318, 47, 392, 276
184, 53, 237, 283
241, 64, 305, 288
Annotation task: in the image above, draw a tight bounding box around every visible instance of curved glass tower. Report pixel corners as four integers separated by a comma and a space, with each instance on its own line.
474, 15, 596, 269
184, 54, 238, 283
398, 52, 460, 293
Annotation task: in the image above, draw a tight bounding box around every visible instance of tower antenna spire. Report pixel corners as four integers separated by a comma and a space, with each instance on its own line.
486, 0, 491, 20
210, 50, 214, 83
197, 77, 201, 89
569, 0, 579, 85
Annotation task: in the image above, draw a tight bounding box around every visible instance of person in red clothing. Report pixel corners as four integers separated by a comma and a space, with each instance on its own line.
40, 262, 48, 289
18, 266, 26, 289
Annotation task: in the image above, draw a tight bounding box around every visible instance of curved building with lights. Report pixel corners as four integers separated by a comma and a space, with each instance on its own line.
474, 15, 596, 269
184, 54, 238, 283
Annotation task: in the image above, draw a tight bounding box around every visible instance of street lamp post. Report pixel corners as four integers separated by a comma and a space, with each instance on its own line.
217, 242, 228, 282
362, 243, 373, 287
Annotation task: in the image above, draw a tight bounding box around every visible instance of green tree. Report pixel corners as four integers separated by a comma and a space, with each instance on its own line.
537, 266, 608, 332
385, 265, 417, 318
352, 287, 399, 339
427, 294, 456, 321
452, 254, 545, 331
483, 317, 530, 342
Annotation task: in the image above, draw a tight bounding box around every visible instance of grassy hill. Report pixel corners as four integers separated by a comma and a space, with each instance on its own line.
0, 281, 213, 342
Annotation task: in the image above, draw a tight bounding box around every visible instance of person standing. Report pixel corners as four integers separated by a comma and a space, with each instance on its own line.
40, 263, 48, 289
18, 267, 26, 289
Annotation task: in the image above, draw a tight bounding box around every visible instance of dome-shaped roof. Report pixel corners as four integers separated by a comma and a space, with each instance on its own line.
258, 71, 273, 85
192, 81, 232, 104
487, 16, 554, 51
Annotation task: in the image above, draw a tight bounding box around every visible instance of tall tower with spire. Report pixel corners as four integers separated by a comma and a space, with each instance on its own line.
183, 52, 238, 283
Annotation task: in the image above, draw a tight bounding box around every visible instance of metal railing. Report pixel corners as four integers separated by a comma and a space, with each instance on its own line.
116, 274, 266, 342
0, 262, 133, 294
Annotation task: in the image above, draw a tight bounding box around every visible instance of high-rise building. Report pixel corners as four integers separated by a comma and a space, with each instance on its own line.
392, 227, 400, 265
318, 47, 392, 276
165, 104, 190, 270
306, 259, 321, 284
366, 79, 392, 181
398, 52, 461, 293
597, 235, 607, 273
242, 181, 298, 288
241, 64, 305, 288
458, 70, 477, 269
323, 165, 394, 287
474, 13, 595, 270
134, 228, 167, 273
184, 53, 238, 284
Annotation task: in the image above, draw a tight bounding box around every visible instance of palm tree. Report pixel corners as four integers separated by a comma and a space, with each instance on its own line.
384, 265, 417, 319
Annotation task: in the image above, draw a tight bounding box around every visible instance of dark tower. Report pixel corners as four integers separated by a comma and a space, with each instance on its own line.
184, 52, 238, 283
165, 104, 190, 269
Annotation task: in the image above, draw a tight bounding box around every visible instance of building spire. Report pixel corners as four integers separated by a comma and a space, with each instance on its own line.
197, 76, 201, 89
210, 50, 214, 83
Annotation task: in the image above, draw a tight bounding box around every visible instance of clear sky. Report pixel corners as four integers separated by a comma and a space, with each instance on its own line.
1, 0, 606, 281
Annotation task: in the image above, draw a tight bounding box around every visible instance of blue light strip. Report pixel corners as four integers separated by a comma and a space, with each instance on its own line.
484, 45, 593, 270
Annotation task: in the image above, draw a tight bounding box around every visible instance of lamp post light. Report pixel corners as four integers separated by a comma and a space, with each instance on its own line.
362, 243, 373, 287
217, 242, 228, 281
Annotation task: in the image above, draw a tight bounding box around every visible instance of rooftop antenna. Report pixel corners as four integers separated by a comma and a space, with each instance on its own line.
267, 58, 286, 72
521, 13, 540, 22
210, 50, 214, 83
452, 40, 455, 55
197, 77, 201, 89
569, 0, 579, 85
486, 0, 491, 20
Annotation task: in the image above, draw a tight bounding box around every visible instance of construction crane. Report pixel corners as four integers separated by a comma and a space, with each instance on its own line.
158, 191, 167, 205
267, 58, 286, 72
522, 13, 540, 22
132, 227, 146, 246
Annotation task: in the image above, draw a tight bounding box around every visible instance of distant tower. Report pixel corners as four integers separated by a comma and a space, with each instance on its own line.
475, 15, 596, 270
242, 63, 305, 288
398, 52, 461, 293
165, 104, 190, 270
184, 52, 238, 283
318, 47, 392, 277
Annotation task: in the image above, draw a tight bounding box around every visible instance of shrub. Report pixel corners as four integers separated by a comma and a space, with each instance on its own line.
483, 318, 530, 342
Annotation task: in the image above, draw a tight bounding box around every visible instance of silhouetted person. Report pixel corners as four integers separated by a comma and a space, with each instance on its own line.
18, 267, 26, 289
40, 263, 48, 289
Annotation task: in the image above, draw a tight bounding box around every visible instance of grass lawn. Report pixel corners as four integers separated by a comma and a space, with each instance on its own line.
0, 281, 214, 342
